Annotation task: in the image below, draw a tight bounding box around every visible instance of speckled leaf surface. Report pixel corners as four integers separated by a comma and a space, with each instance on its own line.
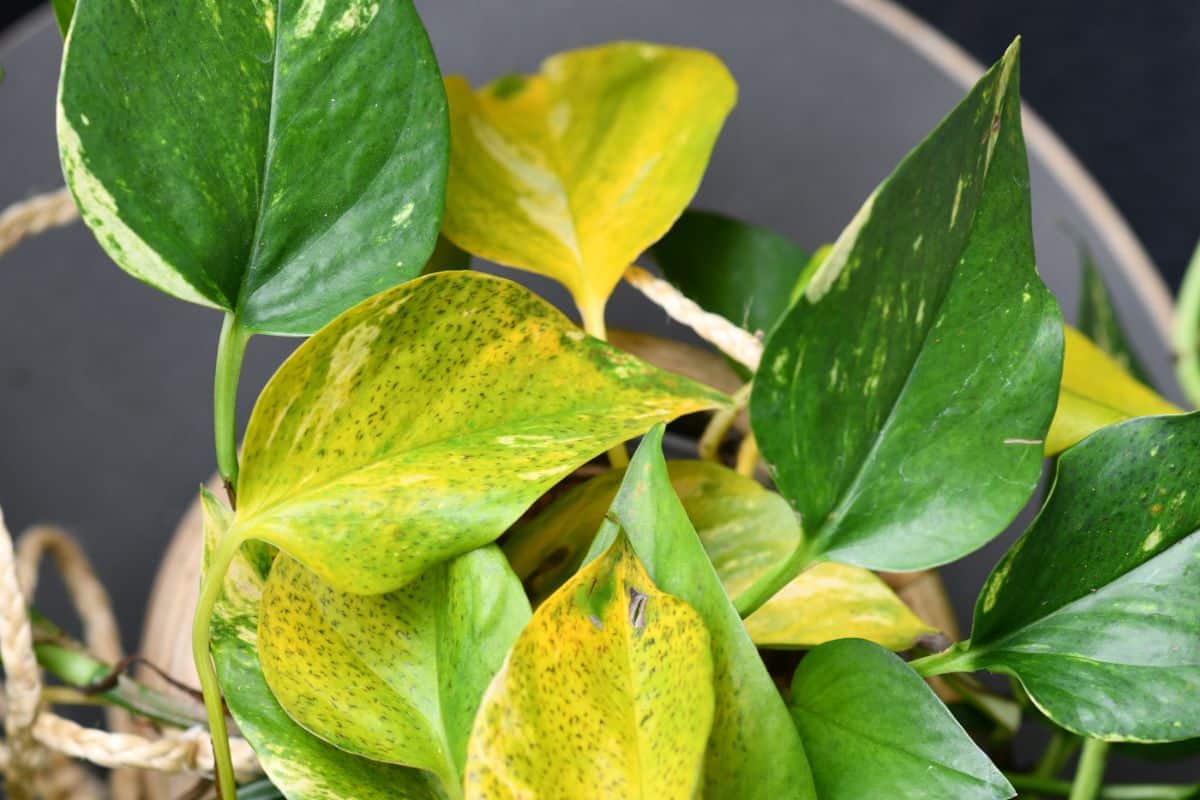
949, 414, 1200, 741
750, 42, 1062, 572
790, 639, 1012, 799
58, 0, 448, 334
231, 271, 728, 594
441, 42, 736, 328
201, 489, 441, 800
581, 429, 817, 799
1078, 250, 1150, 382
464, 535, 714, 800
1046, 326, 1179, 455
258, 547, 528, 794
507, 458, 930, 651
651, 209, 811, 337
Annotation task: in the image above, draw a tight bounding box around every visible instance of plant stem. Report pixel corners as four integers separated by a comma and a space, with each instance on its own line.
1069, 739, 1111, 800
1006, 773, 1198, 800
1036, 730, 1081, 779
579, 298, 629, 468
735, 432, 759, 477
733, 538, 818, 618
214, 313, 250, 506
192, 531, 245, 799
909, 642, 978, 677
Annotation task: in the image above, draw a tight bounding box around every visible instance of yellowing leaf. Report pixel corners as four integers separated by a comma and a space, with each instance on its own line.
1046, 325, 1181, 455
230, 271, 729, 595
442, 42, 737, 333
464, 536, 714, 800
505, 460, 932, 651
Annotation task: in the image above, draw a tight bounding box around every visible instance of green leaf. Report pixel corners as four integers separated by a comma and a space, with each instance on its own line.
651, 209, 810, 337
747, 41, 1061, 582
441, 42, 736, 333
581, 428, 818, 799
258, 547, 529, 794
790, 639, 1013, 799
52, 0, 76, 36
928, 414, 1200, 742
231, 271, 729, 595
464, 535, 715, 800
1046, 326, 1179, 455
1078, 247, 1150, 383
506, 459, 931, 651
1174, 239, 1200, 408
201, 489, 442, 800
58, 0, 448, 334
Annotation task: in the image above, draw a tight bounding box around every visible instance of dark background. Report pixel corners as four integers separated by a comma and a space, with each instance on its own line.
5, 1, 1199, 286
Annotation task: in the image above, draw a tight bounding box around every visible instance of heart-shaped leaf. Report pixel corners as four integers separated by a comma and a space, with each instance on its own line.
1046, 325, 1179, 455
441, 42, 736, 333
258, 547, 529, 794
229, 271, 729, 594
790, 639, 1012, 799
651, 209, 811, 338
580, 429, 817, 799
1078, 248, 1150, 382
921, 414, 1200, 741
745, 41, 1062, 609
201, 489, 442, 800
59, 0, 448, 334
506, 459, 931, 651
464, 535, 714, 799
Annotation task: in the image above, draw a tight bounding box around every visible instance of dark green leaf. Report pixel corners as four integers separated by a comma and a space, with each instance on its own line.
582, 426, 818, 799
928, 414, 1200, 742
790, 639, 1012, 799
651, 209, 810, 337
748, 41, 1061, 582
1078, 246, 1150, 383
58, 0, 448, 334
52, 0, 76, 36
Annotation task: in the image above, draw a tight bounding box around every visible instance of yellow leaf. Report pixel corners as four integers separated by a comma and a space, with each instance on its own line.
442, 42, 737, 334
464, 536, 714, 800
1046, 325, 1181, 455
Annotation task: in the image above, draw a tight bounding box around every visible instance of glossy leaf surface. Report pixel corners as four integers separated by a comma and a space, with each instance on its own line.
750, 42, 1062, 573
581, 429, 817, 799
202, 489, 441, 800
259, 547, 529, 793
790, 639, 1012, 799
1078, 249, 1149, 382
950, 414, 1200, 741
59, 0, 448, 334
651, 209, 810, 336
507, 459, 930, 650
1046, 326, 1180, 455
441, 42, 736, 327
232, 271, 728, 594
464, 535, 714, 800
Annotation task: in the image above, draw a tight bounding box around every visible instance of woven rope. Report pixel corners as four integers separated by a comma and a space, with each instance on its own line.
0, 506, 261, 798
623, 265, 764, 372
0, 188, 79, 259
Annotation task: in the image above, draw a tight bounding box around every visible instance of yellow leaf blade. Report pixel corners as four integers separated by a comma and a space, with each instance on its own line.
1046, 326, 1181, 455
443, 42, 736, 325
465, 536, 714, 800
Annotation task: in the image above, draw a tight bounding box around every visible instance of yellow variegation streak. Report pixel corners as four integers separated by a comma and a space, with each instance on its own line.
1046, 326, 1181, 455
464, 537, 714, 800
442, 42, 737, 333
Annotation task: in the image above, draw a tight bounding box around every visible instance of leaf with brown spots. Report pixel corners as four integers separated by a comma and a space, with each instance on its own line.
441, 42, 736, 335
228, 270, 730, 595
201, 489, 442, 800
1046, 325, 1180, 455
579, 427, 817, 798
917, 414, 1200, 742
257, 547, 529, 796
464, 535, 714, 800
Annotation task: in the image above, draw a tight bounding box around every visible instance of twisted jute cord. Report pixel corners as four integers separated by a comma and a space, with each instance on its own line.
0, 507, 260, 798
0, 188, 79, 259
623, 265, 764, 372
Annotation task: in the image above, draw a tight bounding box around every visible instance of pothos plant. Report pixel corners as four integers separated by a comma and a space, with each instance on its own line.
35, 0, 1199, 798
